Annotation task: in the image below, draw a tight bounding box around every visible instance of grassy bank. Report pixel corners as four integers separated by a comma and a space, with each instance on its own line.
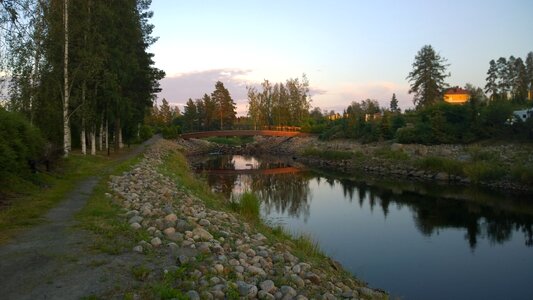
205, 136, 254, 146
0, 152, 116, 244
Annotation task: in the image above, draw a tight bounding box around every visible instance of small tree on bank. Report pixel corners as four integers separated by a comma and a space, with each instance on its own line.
407, 45, 450, 109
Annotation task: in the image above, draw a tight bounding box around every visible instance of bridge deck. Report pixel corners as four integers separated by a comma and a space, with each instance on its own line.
181, 130, 310, 139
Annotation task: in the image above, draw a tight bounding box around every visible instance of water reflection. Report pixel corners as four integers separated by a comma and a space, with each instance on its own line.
193, 155, 533, 250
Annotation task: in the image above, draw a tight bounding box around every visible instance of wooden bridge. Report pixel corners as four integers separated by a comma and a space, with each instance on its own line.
180, 130, 311, 139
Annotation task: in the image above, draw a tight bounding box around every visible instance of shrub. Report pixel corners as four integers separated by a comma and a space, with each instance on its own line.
464, 161, 506, 183
231, 192, 260, 222
417, 156, 464, 176
161, 125, 180, 139
0, 109, 44, 178
139, 124, 154, 141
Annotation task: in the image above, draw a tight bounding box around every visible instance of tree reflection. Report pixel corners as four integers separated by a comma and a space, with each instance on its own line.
193, 155, 533, 249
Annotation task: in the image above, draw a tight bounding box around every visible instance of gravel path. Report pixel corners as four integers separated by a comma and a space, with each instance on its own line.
0, 136, 159, 300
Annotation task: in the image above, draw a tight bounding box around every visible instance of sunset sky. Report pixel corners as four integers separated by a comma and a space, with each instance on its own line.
150, 0, 533, 115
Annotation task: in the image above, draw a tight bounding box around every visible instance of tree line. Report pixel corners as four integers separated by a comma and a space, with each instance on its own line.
485, 53, 533, 102
180, 81, 237, 132
1, 0, 163, 158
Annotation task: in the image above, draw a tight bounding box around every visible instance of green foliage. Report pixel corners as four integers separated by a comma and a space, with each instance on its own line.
293, 233, 323, 258
407, 45, 450, 108
0, 109, 44, 178
161, 125, 180, 140
131, 265, 151, 281
230, 192, 260, 222
375, 148, 410, 161
301, 148, 353, 160
417, 156, 465, 176
511, 164, 533, 185
139, 125, 154, 141
463, 161, 506, 183
151, 283, 186, 300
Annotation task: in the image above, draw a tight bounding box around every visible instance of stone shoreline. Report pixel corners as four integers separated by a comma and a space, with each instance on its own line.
108, 139, 387, 299
205, 136, 533, 194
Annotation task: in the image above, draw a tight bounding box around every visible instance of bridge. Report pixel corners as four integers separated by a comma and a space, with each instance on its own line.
180, 130, 311, 139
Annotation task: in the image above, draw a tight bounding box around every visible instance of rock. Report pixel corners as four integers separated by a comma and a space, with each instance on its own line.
128, 215, 143, 224
130, 222, 141, 230
214, 264, 224, 274
178, 254, 190, 265
247, 265, 267, 276
132, 245, 143, 253
237, 281, 250, 296
229, 258, 240, 266
290, 274, 305, 288
163, 227, 176, 236
322, 292, 336, 300
186, 290, 200, 300
341, 290, 357, 298
359, 287, 376, 297
209, 276, 221, 285
199, 218, 211, 226
435, 172, 449, 181
295, 296, 308, 300
192, 227, 213, 241
164, 213, 178, 223
259, 280, 276, 293
197, 242, 211, 253
166, 232, 184, 242
280, 286, 297, 298
234, 266, 244, 273
305, 272, 321, 284
150, 237, 162, 247
257, 290, 275, 300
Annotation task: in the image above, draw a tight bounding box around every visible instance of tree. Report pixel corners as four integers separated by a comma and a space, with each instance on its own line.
406, 45, 449, 109
496, 57, 509, 100
247, 86, 260, 130
526, 52, 533, 99
211, 81, 236, 130
485, 59, 499, 100
389, 93, 400, 113
511, 57, 528, 102
182, 98, 197, 131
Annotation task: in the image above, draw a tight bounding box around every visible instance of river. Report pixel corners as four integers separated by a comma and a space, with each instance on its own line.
190, 154, 533, 300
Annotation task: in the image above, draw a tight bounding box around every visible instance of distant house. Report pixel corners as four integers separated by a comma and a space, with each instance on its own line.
443, 87, 470, 105
327, 112, 342, 121
364, 112, 382, 122
513, 108, 533, 122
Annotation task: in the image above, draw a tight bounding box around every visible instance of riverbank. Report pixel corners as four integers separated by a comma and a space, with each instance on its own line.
207, 136, 533, 194
103, 139, 387, 299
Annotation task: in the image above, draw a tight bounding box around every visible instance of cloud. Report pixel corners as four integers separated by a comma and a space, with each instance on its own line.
157, 68, 254, 114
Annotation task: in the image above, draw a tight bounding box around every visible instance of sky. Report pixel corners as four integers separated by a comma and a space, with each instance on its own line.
150, 0, 533, 115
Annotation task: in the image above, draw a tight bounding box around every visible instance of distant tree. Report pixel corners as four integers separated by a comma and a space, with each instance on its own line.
202, 93, 216, 130
182, 98, 197, 131
247, 86, 261, 130
496, 57, 509, 100
158, 98, 173, 126
511, 57, 528, 102
526, 52, 533, 97
211, 81, 236, 130
406, 45, 449, 108
389, 93, 400, 113
485, 59, 499, 100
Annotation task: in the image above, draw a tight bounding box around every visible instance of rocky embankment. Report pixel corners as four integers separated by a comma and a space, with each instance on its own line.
108, 140, 386, 299
221, 136, 532, 193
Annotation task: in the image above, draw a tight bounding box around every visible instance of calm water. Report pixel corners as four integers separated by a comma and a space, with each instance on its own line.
191, 154, 533, 300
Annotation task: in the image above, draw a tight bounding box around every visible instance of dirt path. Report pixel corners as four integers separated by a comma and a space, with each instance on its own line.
0, 136, 161, 300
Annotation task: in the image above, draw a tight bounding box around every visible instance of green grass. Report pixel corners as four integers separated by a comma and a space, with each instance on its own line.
416, 156, 465, 176
76, 154, 149, 254
374, 148, 410, 161
464, 161, 506, 183
511, 164, 533, 185
301, 148, 354, 160
0, 152, 114, 244
229, 192, 260, 222
205, 136, 254, 146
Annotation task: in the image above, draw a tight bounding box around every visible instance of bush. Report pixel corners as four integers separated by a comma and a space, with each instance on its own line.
464, 161, 506, 183
231, 192, 260, 222
139, 124, 154, 141
417, 156, 464, 176
161, 125, 180, 139
0, 109, 44, 178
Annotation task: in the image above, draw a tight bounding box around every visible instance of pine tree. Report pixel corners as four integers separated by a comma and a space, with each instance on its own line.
485, 59, 498, 100
211, 81, 236, 130
183, 98, 197, 132
526, 52, 533, 99
406, 45, 449, 108
496, 57, 509, 99
389, 93, 400, 113
511, 57, 528, 102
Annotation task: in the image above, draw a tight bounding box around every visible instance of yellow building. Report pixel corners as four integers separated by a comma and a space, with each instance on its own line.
443, 87, 470, 105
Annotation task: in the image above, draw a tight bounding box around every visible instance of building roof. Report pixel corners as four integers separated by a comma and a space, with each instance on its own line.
444, 87, 470, 95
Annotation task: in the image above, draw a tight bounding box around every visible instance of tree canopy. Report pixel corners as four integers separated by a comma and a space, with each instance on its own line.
407, 45, 449, 109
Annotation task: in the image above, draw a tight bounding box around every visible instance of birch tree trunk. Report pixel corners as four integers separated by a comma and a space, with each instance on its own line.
105, 118, 109, 151
81, 117, 86, 155
98, 116, 103, 151
62, 0, 71, 157
90, 128, 96, 155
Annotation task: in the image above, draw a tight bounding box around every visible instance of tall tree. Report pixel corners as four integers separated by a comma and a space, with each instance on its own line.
485, 59, 499, 100
525, 52, 533, 99
406, 45, 449, 108
511, 57, 528, 102
211, 81, 236, 130
182, 98, 197, 131
389, 93, 400, 113
247, 86, 260, 130
496, 57, 509, 100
